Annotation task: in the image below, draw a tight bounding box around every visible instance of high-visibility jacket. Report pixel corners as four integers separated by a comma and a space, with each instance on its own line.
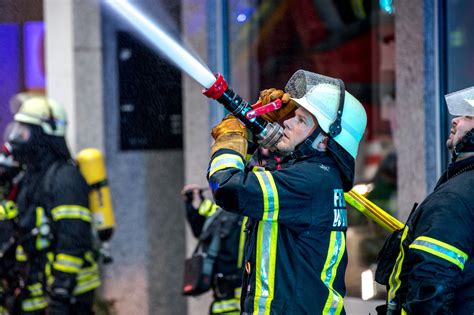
208, 148, 348, 314
16, 159, 100, 313
381, 156, 474, 314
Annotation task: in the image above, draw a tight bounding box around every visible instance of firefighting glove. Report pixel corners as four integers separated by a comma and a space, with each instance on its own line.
211, 115, 248, 157
258, 88, 297, 123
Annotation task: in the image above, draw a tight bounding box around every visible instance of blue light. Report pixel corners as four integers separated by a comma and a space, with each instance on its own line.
379, 0, 394, 14
237, 14, 247, 23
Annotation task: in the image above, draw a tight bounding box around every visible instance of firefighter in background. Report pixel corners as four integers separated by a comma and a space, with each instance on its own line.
376, 87, 474, 314
207, 70, 367, 314
0, 149, 23, 314
181, 184, 244, 315
4, 94, 100, 314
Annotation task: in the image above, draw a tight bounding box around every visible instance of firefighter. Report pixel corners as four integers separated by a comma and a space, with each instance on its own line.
207, 70, 367, 314
4, 94, 100, 314
375, 87, 474, 315
181, 184, 244, 315
0, 148, 23, 314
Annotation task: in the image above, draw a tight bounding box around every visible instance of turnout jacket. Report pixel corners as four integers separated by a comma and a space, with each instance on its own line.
16, 159, 100, 312
208, 148, 348, 315
380, 156, 474, 314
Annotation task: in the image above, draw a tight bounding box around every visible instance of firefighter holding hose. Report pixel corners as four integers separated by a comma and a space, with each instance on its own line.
206, 70, 367, 314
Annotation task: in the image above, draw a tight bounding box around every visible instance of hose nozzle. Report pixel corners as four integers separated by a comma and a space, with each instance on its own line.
203, 74, 283, 150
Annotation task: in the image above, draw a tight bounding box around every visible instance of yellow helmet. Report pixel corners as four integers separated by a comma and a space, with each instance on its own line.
11, 95, 67, 137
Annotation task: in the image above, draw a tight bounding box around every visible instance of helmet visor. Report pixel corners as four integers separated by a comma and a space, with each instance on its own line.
445, 86, 474, 116
4, 122, 32, 144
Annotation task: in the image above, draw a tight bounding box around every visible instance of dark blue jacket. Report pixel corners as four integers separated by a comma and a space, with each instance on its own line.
384, 156, 474, 314
208, 148, 348, 314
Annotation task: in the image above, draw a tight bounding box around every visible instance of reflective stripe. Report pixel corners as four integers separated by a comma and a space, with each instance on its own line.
198, 199, 218, 217
387, 226, 410, 306
36, 207, 50, 250
74, 251, 101, 295
209, 153, 245, 177
22, 296, 48, 311
16, 245, 27, 261
237, 216, 248, 268
73, 275, 101, 295
253, 169, 279, 315
321, 231, 346, 315
54, 253, 84, 273
211, 298, 240, 313
0, 305, 8, 315
235, 287, 242, 300
1, 200, 18, 220
27, 283, 44, 297
51, 205, 92, 222
409, 236, 468, 270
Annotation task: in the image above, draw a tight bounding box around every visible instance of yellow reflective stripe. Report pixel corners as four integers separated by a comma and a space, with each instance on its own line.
0, 305, 8, 315
253, 169, 279, 315
27, 283, 44, 297
209, 153, 245, 177
401, 308, 407, 315
51, 205, 91, 222
409, 236, 468, 270
35, 207, 51, 250
53, 253, 84, 273
235, 287, 242, 300
321, 231, 346, 315
387, 226, 410, 305
237, 216, 248, 268
198, 199, 218, 217
211, 298, 240, 313
1, 201, 18, 220
16, 245, 27, 261
73, 275, 101, 295
22, 296, 48, 311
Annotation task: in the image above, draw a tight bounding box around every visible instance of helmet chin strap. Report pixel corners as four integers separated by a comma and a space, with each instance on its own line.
452, 129, 474, 162
286, 126, 326, 160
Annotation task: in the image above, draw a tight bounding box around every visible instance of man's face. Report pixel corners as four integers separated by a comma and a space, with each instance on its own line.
276, 106, 318, 153
446, 116, 474, 150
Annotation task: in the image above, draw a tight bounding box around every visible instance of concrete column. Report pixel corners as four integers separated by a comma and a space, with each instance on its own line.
44, 0, 104, 154
395, 0, 438, 220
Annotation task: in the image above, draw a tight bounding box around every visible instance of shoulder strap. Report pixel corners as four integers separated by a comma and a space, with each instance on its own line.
37, 161, 63, 215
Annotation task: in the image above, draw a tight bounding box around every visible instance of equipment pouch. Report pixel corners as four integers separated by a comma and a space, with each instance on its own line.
182, 253, 211, 296
375, 227, 404, 285
182, 213, 223, 296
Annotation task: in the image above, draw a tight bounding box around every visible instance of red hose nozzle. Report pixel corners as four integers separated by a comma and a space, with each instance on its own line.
245, 99, 283, 120
202, 73, 228, 100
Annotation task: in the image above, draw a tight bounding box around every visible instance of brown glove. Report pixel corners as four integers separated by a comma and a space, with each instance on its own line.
211, 115, 248, 157
258, 88, 297, 123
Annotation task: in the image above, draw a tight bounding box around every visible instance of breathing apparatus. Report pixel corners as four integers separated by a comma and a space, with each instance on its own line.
76, 148, 116, 264
445, 86, 474, 161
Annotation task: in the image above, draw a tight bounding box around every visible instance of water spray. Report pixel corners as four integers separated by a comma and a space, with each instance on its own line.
105, 0, 283, 149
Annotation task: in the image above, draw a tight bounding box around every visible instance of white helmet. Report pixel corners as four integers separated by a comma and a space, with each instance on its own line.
285, 70, 367, 158
445, 86, 474, 116
11, 94, 67, 137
